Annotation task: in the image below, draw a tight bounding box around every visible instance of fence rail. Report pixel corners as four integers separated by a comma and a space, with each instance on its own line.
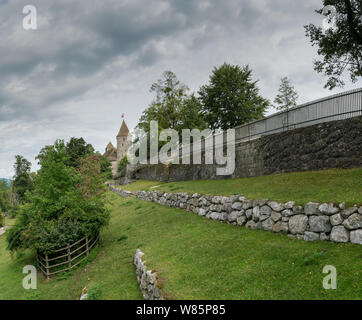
37, 233, 100, 279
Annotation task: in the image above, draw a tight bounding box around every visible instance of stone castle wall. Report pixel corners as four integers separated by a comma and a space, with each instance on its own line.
130, 116, 362, 182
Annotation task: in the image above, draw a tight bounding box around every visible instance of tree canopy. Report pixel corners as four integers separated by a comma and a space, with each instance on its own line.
199, 63, 269, 131
304, 0, 362, 89
274, 77, 299, 111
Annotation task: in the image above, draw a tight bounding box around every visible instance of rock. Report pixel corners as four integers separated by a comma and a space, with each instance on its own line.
339, 202, 345, 210
223, 202, 233, 213
228, 211, 241, 223
272, 221, 289, 233
359, 207, 362, 214
267, 201, 284, 212
304, 232, 319, 242
242, 200, 253, 210
192, 193, 200, 198
211, 196, 222, 204
245, 209, 253, 219
292, 206, 304, 214
304, 202, 320, 215
284, 201, 295, 209
309, 216, 331, 233
254, 199, 268, 206
198, 208, 206, 216
318, 203, 339, 215
245, 220, 258, 229
343, 214, 362, 230
320, 233, 329, 241
232, 202, 243, 210
282, 209, 294, 217
289, 215, 308, 234
350, 230, 362, 245
261, 218, 274, 231
281, 217, 289, 222
260, 205, 272, 216
192, 207, 199, 214
220, 196, 231, 204
330, 226, 349, 243
252, 206, 260, 221
259, 215, 269, 222
271, 211, 282, 222
236, 216, 247, 226
330, 213, 343, 226
341, 207, 358, 218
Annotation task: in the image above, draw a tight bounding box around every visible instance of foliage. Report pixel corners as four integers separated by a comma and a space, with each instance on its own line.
118, 156, 130, 173
97, 152, 113, 179
304, 0, 362, 89
136, 71, 208, 155
0, 180, 11, 213
274, 77, 299, 111
7, 140, 109, 254
199, 63, 269, 130
65, 137, 95, 168
12, 155, 33, 201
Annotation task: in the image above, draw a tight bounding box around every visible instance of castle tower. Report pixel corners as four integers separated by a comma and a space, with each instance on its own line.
116, 120, 131, 161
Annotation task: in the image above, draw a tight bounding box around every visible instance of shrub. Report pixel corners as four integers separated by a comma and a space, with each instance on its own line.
117, 156, 129, 173
7, 140, 110, 254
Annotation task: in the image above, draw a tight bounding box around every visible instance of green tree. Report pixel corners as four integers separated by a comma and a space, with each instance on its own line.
304, 0, 362, 89
137, 71, 207, 135
274, 77, 299, 111
199, 63, 269, 131
65, 137, 95, 168
7, 140, 109, 253
13, 155, 33, 201
96, 152, 113, 180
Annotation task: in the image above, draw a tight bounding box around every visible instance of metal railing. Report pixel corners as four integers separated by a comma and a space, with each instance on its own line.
146, 87, 362, 164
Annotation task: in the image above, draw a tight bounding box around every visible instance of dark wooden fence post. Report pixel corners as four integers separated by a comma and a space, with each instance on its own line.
67, 244, 71, 271
85, 236, 89, 257
45, 254, 50, 279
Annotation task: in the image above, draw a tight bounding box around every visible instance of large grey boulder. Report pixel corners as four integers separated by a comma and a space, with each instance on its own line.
272, 221, 289, 233
343, 214, 362, 230
284, 201, 295, 209
304, 202, 320, 215
232, 202, 243, 210
309, 216, 331, 233
304, 232, 319, 242
341, 207, 358, 218
330, 213, 343, 226
228, 211, 241, 223
252, 206, 260, 222
350, 230, 362, 245
245, 209, 253, 219
271, 211, 282, 222
242, 200, 253, 210
245, 220, 258, 229
261, 218, 274, 231
260, 205, 272, 216
236, 216, 247, 226
330, 226, 349, 243
289, 215, 308, 234
267, 201, 284, 212
318, 203, 339, 215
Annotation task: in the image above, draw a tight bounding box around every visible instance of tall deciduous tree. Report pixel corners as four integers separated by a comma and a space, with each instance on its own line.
13, 155, 33, 201
304, 0, 362, 89
274, 77, 299, 111
199, 63, 269, 131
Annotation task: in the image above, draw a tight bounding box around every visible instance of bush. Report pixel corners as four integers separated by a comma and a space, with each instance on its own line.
7, 140, 110, 254
117, 156, 129, 173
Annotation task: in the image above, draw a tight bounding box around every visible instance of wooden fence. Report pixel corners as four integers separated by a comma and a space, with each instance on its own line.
37, 233, 100, 279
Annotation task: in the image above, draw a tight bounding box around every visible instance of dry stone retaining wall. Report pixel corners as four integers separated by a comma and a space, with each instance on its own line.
135, 190, 362, 245
134, 249, 164, 300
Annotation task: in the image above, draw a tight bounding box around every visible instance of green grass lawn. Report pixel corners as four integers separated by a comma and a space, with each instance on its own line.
121, 168, 362, 206
0, 191, 361, 300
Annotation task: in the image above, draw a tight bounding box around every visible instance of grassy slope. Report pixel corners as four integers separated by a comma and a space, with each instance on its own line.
1, 191, 361, 300
122, 168, 362, 206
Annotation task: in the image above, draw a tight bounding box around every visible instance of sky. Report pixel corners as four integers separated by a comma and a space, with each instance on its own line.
0, 0, 361, 178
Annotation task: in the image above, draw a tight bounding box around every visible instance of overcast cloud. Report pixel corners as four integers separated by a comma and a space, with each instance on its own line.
0, 0, 361, 178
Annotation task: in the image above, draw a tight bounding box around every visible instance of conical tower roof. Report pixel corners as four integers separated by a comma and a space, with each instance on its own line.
117, 120, 129, 137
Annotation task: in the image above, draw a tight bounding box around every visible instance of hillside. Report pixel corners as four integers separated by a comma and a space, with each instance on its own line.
0, 169, 361, 299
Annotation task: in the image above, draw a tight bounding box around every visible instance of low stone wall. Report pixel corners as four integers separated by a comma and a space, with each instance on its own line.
107, 184, 133, 198
136, 190, 362, 245
134, 249, 164, 300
